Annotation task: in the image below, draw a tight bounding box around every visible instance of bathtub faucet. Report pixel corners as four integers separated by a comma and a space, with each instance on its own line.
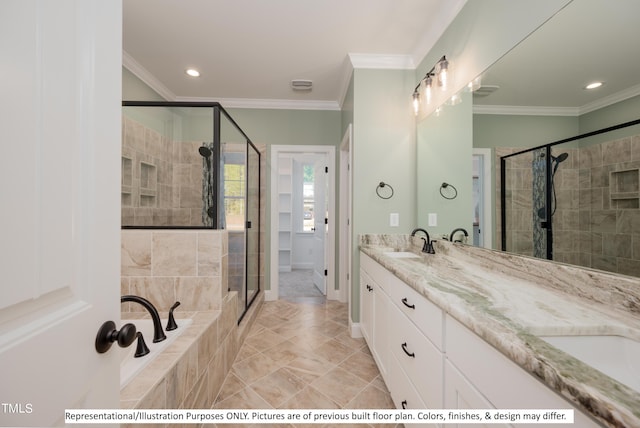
121, 295, 167, 343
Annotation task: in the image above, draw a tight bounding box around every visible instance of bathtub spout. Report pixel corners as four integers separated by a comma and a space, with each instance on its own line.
121, 295, 166, 343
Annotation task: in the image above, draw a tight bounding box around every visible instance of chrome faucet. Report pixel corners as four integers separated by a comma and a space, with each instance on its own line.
411, 228, 435, 254
449, 228, 469, 243
121, 295, 166, 343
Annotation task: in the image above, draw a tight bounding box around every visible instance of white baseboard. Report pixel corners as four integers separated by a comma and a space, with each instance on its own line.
349, 322, 362, 338
264, 290, 276, 301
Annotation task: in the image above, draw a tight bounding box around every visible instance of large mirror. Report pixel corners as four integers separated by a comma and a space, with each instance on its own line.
420, 0, 640, 278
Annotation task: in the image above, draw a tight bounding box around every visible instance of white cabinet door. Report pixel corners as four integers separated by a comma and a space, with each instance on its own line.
0, 1, 121, 426
372, 282, 390, 377
445, 361, 510, 428
359, 269, 374, 344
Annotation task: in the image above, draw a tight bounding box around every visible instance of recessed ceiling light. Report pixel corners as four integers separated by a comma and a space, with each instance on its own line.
185, 68, 200, 77
584, 81, 603, 90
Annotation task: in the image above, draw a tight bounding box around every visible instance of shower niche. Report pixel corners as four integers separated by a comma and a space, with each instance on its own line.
610, 168, 640, 209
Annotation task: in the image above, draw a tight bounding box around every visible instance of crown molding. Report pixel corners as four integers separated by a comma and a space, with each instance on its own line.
122, 51, 175, 101
348, 53, 415, 70
175, 96, 340, 111
579, 83, 640, 115
474, 84, 640, 117
473, 104, 580, 116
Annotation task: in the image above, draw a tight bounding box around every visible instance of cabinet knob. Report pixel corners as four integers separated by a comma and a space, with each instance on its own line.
401, 297, 415, 309
401, 400, 408, 409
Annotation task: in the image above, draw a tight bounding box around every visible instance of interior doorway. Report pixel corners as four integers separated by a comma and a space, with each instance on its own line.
269, 145, 335, 302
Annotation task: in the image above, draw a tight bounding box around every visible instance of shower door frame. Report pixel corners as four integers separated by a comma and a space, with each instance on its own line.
121, 101, 261, 322
500, 118, 640, 260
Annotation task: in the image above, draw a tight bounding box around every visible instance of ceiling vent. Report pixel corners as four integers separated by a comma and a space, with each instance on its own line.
473, 85, 500, 97
291, 79, 313, 91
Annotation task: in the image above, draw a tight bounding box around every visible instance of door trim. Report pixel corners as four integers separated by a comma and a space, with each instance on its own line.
339, 125, 352, 305
269, 145, 336, 301
473, 148, 493, 249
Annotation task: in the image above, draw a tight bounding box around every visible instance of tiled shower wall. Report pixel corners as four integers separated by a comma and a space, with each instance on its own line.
121, 230, 228, 314
497, 133, 640, 276
122, 116, 205, 227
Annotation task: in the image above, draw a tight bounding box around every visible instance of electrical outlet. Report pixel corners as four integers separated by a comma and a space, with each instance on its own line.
428, 213, 437, 227
390, 213, 399, 227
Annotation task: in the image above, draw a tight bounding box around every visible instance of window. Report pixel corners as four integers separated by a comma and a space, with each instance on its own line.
224, 162, 245, 230
302, 164, 314, 232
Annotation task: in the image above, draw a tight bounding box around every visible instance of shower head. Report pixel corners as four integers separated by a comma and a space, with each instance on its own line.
552, 152, 569, 163
551, 152, 569, 176
199, 146, 212, 158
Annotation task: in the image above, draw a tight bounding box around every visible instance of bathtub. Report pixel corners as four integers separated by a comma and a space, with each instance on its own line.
120, 318, 193, 389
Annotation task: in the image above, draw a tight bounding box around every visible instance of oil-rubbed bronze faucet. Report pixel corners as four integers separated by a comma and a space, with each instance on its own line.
411, 228, 435, 254
121, 295, 166, 343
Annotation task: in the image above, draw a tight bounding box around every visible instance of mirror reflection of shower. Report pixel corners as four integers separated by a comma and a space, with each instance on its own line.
200, 142, 215, 227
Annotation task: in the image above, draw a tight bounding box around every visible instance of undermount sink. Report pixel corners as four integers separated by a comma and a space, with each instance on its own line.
539, 335, 640, 392
383, 251, 421, 259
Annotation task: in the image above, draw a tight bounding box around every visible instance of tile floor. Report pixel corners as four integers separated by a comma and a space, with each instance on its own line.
210, 299, 402, 427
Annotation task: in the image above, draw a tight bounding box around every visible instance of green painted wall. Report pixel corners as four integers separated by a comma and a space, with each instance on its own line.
350, 68, 417, 321
473, 114, 579, 149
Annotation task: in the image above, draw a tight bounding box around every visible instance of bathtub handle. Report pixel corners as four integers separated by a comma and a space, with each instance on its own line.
95, 320, 137, 353
166, 301, 181, 331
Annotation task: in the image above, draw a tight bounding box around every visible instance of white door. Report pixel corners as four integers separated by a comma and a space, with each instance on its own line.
312, 159, 327, 294
0, 1, 122, 426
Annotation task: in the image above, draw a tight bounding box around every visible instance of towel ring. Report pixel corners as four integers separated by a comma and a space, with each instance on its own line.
376, 182, 394, 199
439, 182, 457, 200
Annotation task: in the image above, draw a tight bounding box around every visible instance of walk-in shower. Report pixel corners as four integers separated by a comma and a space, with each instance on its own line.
121, 101, 261, 322
501, 118, 640, 276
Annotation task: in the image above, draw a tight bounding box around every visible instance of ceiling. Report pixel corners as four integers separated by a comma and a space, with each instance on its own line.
474, 0, 640, 115
123, 0, 466, 110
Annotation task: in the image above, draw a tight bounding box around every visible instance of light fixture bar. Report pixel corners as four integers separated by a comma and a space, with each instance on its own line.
411, 55, 449, 115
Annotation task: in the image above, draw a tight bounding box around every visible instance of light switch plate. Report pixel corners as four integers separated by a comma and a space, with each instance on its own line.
390, 213, 399, 227
428, 213, 437, 227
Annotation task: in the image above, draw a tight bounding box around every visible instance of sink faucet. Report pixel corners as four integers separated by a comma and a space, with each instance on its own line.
411, 228, 435, 254
121, 295, 166, 343
449, 228, 469, 243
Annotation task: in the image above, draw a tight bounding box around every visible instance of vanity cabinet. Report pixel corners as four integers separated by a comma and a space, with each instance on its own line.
360, 252, 444, 422
360, 251, 603, 428
445, 316, 601, 428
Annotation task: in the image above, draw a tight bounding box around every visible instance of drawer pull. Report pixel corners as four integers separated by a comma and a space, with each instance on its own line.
401, 297, 415, 309
366, 284, 373, 292
401, 342, 415, 358
401, 400, 408, 409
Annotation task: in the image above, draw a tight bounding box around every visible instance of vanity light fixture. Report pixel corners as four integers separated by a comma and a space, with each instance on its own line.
185, 68, 200, 77
411, 55, 449, 116
584, 81, 604, 90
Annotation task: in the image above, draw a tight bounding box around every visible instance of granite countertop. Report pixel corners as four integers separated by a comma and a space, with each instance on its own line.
360, 234, 640, 428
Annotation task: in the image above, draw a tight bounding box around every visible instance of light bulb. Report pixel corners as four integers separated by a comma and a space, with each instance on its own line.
467, 76, 481, 92
437, 58, 449, 91
412, 92, 420, 116
422, 76, 433, 106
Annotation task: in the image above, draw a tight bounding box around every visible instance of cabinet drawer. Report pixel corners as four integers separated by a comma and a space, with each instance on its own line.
387, 352, 435, 428
385, 272, 443, 350
389, 300, 444, 408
